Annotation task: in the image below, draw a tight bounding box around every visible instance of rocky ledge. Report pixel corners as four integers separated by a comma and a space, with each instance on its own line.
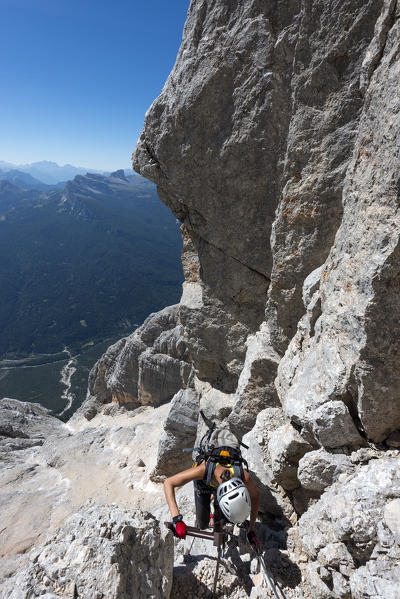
3, 504, 173, 599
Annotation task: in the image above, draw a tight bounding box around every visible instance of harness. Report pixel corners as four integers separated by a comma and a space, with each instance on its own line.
203, 447, 246, 487
207, 463, 235, 489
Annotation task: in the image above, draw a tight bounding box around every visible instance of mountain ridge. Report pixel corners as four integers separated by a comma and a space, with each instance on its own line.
0, 160, 133, 185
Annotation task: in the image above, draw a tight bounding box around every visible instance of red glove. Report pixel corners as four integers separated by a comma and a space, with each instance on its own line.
172, 515, 187, 539
175, 521, 187, 539
247, 530, 261, 552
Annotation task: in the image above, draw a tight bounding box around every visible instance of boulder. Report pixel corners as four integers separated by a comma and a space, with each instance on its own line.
242, 408, 293, 518
317, 542, 354, 572
268, 424, 312, 491
298, 449, 354, 493
2, 503, 173, 599
312, 401, 363, 449
197, 381, 235, 425
0, 398, 66, 449
150, 389, 200, 481
228, 323, 281, 439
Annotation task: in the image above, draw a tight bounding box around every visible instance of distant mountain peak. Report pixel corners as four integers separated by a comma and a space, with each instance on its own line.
0, 160, 106, 185
110, 169, 127, 180
0, 168, 51, 190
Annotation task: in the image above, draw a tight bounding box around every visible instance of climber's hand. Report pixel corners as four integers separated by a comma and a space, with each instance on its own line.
247, 530, 261, 553
172, 515, 187, 539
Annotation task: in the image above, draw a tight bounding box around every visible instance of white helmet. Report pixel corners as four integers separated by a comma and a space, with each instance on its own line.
217, 477, 251, 524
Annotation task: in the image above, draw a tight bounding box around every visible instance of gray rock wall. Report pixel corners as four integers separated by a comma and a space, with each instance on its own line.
132, 0, 400, 451
133, 0, 296, 390
128, 0, 400, 597
133, 0, 385, 382
277, 0, 400, 444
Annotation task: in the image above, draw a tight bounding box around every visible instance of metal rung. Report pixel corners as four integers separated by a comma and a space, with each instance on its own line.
164, 522, 227, 547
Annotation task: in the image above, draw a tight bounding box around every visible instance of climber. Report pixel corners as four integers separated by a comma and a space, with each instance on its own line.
163, 452, 261, 550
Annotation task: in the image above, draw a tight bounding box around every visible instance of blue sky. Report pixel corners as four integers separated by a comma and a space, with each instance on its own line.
0, 0, 189, 170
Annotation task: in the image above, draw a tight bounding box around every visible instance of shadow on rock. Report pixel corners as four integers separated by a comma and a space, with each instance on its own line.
171, 562, 214, 597
261, 548, 302, 590
252, 516, 302, 590
171, 551, 252, 598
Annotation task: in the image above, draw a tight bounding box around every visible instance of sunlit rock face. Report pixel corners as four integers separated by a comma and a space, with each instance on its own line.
133, 0, 400, 444
130, 1, 400, 595
70, 305, 192, 423
134, 0, 297, 390
276, 0, 400, 444
133, 0, 384, 391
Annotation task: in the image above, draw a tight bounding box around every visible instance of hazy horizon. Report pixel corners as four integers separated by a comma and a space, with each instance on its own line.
0, 158, 133, 174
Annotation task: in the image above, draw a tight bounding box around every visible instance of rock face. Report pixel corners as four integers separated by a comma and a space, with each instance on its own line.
129, 0, 400, 596
133, 0, 386, 383
134, 0, 284, 391
2, 503, 173, 599
299, 456, 400, 599
73, 305, 192, 422
276, 0, 400, 445
132, 0, 400, 447
151, 388, 199, 481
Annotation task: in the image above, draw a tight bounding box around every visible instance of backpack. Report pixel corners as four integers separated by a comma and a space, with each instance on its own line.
189, 411, 249, 487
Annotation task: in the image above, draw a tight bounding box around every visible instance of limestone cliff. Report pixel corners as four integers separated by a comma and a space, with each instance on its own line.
131, 0, 400, 596
133, 1, 400, 448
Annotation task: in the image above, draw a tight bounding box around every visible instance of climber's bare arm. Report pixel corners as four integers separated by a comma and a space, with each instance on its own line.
243, 471, 260, 533
164, 462, 206, 518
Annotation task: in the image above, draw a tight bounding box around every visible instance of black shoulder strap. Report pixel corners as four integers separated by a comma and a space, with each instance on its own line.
204, 453, 248, 487
205, 457, 217, 487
